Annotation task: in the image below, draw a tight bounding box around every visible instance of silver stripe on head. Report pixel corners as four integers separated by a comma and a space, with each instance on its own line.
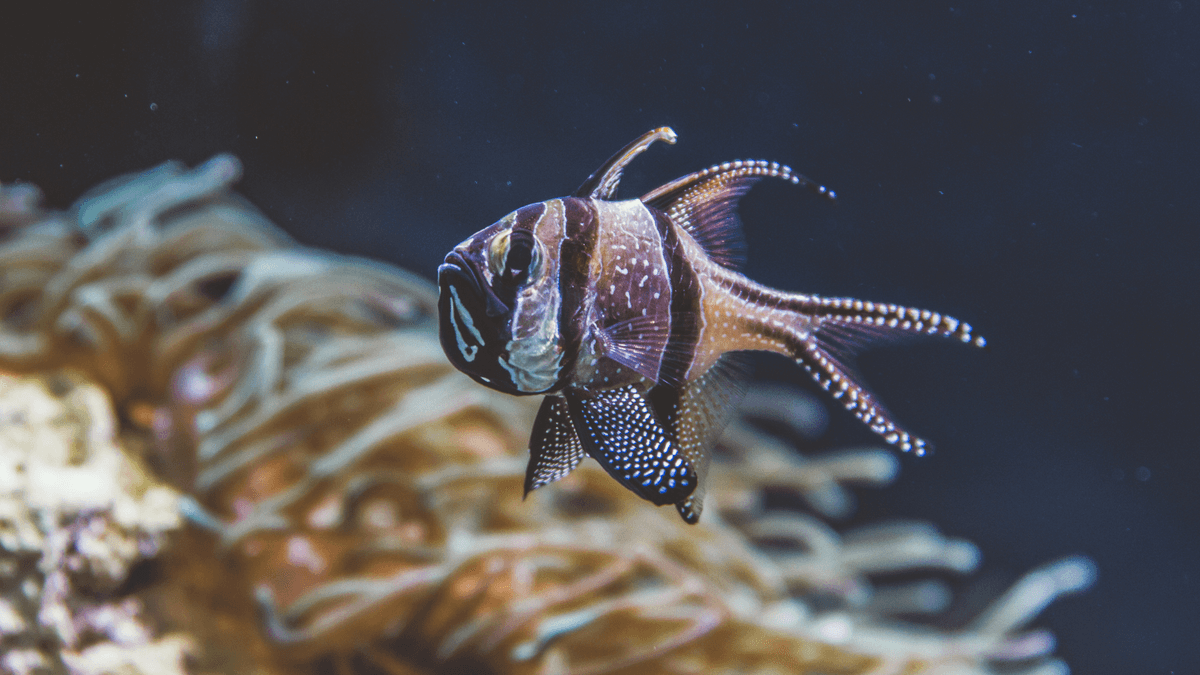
448, 285, 484, 362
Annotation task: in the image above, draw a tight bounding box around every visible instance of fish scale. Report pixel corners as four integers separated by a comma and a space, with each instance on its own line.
437, 127, 986, 523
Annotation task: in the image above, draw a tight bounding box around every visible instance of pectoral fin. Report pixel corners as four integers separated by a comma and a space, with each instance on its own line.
563, 385, 697, 509
594, 314, 696, 388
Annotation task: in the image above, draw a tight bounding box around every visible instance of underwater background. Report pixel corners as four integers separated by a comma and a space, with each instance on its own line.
1, 1, 1196, 672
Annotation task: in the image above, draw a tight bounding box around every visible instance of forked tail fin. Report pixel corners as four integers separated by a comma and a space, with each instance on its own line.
779, 295, 986, 455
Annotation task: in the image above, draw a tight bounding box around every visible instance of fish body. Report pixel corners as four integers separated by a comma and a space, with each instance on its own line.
438, 128, 985, 523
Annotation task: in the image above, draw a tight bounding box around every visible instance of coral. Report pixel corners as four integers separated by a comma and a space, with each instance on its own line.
0, 163, 1092, 674
0, 370, 190, 675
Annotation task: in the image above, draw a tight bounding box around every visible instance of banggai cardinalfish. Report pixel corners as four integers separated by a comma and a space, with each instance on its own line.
437, 128, 985, 523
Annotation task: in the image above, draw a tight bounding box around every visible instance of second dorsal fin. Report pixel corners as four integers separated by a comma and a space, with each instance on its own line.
574, 127, 677, 200
642, 159, 837, 271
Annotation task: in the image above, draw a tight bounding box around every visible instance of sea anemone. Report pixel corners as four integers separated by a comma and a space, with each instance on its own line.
0, 159, 1092, 674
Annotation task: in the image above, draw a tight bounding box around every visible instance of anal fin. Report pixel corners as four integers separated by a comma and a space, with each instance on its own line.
645, 355, 748, 523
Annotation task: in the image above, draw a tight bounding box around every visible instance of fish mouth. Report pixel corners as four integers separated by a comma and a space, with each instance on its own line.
438, 251, 512, 318
438, 251, 482, 297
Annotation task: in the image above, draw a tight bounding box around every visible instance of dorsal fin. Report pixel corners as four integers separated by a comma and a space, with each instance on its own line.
642, 159, 837, 270
574, 127, 677, 200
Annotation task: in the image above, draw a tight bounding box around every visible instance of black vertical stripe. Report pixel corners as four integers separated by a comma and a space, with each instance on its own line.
554, 197, 599, 390
650, 207, 702, 386
491, 202, 547, 311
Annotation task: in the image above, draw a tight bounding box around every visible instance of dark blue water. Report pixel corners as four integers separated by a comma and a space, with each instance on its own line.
3, 2, 1196, 672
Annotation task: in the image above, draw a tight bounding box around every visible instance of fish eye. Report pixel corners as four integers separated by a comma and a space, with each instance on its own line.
488, 229, 541, 286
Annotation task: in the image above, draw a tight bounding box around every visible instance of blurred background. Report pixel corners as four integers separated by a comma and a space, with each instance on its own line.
2, 1, 1196, 672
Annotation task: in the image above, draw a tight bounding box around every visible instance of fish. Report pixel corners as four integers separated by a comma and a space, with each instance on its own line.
437, 127, 986, 523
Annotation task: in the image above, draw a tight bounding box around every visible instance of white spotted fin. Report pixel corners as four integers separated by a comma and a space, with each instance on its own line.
643, 158, 836, 270
524, 396, 586, 496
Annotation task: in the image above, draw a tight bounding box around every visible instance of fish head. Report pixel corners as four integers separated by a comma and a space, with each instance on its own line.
438, 202, 566, 395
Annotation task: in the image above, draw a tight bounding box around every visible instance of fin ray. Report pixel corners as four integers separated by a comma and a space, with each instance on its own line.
595, 313, 696, 388
574, 127, 677, 200
647, 355, 748, 522
525, 395, 586, 495
642, 159, 836, 270
782, 294, 989, 454
794, 334, 928, 454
